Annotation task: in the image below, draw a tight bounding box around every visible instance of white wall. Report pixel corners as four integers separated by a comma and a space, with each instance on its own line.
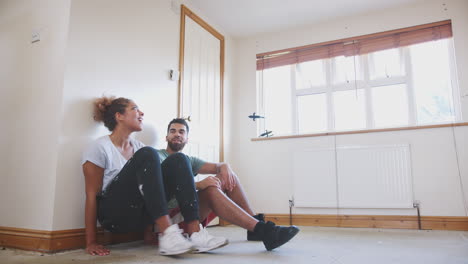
231, 0, 468, 217
51, 0, 235, 230
0, 0, 71, 230
0, 0, 235, 231
51, 0, 181, 230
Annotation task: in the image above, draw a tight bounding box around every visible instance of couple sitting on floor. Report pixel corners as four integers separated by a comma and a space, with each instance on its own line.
82, 96, 299, 256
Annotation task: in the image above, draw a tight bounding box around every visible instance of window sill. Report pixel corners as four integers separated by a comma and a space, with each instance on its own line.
251, 122, 468, 141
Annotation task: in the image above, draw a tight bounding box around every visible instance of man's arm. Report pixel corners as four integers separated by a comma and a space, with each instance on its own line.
197, 162, 218, 174
198, 162, 237, 192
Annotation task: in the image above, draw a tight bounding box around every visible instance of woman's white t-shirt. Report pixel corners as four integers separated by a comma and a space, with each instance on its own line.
82, 135, 145, 191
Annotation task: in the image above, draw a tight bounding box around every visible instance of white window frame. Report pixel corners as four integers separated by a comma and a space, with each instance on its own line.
259, 38, 461, 136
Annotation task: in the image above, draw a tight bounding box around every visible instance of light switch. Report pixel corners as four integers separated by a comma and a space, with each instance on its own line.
32, 31, 40, 43
170, 69, 179, 81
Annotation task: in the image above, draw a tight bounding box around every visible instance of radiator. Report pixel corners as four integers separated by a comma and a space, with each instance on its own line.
293, 144, 413, 209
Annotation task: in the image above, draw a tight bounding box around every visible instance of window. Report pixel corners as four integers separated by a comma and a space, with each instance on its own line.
372, 84, 409, 128
410, 40, 457, 124
333, 89, 366, 131
256, 20, 460, 136
258, 65, 292, 135
297, 94, 327, 133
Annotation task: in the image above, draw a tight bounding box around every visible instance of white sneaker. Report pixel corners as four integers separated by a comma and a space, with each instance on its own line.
159, 224, 193, 255
190, 224, 229, 253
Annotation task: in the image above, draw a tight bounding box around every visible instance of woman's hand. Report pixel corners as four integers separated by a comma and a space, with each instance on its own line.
86, 242, 110, 256
197, 176, 222, 190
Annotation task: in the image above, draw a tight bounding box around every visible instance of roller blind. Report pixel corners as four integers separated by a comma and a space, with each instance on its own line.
256, 20, 452, 71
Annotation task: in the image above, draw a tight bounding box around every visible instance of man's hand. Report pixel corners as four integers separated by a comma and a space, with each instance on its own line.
86, 242, 110, 256
216, 163, 237, 192
197, 176, 222, 190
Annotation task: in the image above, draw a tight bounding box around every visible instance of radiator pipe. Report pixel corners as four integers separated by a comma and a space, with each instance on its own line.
289, 197, 294, 225
289, 206, 292, 225
413, 201, 422, 230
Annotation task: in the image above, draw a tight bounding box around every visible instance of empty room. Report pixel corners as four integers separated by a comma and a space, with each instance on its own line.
1, 0, 468, 263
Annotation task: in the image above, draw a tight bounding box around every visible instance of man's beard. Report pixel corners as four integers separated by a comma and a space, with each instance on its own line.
168, 141, 186, 152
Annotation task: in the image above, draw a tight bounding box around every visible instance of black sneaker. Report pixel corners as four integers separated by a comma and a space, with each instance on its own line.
247, 213, 265, 241
255, 221, 300, 251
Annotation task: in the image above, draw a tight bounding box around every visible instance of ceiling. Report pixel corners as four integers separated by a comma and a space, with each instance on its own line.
189, 0, 427, 38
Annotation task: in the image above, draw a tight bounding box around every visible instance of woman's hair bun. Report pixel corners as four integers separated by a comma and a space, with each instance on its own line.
93, 96, 116, 122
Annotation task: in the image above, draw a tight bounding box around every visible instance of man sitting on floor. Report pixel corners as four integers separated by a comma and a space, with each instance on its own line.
157, 118, 299, 251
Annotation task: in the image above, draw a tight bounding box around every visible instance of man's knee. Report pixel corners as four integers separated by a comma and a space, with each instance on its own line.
200, 186, 222, 197
198, 187, 223, 209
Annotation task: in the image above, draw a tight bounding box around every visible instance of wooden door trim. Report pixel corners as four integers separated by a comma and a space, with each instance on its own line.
178, 5, 225, 161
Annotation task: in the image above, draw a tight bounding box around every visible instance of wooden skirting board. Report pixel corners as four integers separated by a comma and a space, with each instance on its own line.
0, 226, 142, 253
2, 214, 467, 252
265, 214, 468, 231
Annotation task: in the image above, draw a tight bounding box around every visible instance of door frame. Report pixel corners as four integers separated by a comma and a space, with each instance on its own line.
178, 4, 225, 162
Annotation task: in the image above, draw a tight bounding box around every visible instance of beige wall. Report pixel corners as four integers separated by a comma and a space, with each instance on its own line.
0, 0, 235, 231
0, 0, 71, 230
231, 0, 468, 216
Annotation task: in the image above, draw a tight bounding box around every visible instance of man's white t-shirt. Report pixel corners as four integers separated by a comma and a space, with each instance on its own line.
81, 135, 146, 191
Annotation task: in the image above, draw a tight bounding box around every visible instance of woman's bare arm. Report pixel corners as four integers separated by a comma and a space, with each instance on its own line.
83, 161, 109, 256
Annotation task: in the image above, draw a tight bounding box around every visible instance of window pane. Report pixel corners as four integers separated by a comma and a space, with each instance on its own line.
262, 65, 292, 135
333, 89, 366, 131
332, 55, 361, 85
370, 48, 403, 79
297, 94, 327, 133
410, 39, 456, 124
372, 84, 409, 128
296, 60, 326, 89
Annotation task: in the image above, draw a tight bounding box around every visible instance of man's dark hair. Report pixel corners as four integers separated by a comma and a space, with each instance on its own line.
167, 118, 189, 134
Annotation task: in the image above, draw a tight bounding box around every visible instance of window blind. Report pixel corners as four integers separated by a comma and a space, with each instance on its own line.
256, 20, 452, 71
